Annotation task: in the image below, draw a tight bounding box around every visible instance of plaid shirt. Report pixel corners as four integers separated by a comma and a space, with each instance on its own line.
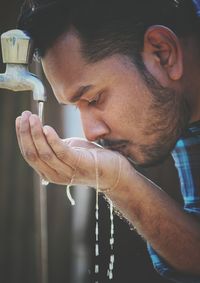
147, 121, 200, 283
147, 1, 200, 282
193, 0, 200, 16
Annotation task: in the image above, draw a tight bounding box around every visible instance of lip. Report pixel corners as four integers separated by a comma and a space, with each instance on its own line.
97, 139, 129, 154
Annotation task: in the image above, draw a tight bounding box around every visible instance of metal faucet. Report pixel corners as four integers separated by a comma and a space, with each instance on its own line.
0, 29, 46, 101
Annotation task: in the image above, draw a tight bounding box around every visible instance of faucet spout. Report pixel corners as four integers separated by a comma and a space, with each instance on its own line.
0, 29, 46, 102
0, 64, 46, 101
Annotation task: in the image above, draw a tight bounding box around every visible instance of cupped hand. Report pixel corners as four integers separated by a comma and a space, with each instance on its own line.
15, 111, 127, 191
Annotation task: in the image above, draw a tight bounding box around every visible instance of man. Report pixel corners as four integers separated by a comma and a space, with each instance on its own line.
16, 0, 200, 282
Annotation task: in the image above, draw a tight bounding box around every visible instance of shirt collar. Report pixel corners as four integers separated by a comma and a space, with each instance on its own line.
193, 0, 200, 16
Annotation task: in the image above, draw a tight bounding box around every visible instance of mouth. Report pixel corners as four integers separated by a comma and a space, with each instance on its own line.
98, 139, 129, 152
98, 139, 141, 168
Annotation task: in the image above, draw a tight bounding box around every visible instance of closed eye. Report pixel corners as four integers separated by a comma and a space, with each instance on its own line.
88, 92, 102, 106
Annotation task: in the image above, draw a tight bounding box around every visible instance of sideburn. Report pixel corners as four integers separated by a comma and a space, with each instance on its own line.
133, 59, 191, 166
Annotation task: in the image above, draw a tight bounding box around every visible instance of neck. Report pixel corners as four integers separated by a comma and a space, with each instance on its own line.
180, 36, 200, 123
187, 79, 200, 123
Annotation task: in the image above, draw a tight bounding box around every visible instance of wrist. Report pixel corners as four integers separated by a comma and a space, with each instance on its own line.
102, 155, 136, 195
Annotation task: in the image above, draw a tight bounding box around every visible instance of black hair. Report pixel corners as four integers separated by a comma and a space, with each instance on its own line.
18, 0, 199, 65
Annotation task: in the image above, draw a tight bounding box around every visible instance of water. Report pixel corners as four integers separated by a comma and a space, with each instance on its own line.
94, 151, 100, 282
107, 200, 114, 280
41, 179, 49, 186
38, 101, 48, 283
66, 185, 75, 206
93, 151, 115, 282
94, 193, 99, 277
95, 194, 115, 281
38, 101, 44, 123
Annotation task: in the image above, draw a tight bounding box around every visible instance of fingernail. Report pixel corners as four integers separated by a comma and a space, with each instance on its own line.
29, 115, 36, 126
22, 111, 27, 118
16, 116, 21, 122
22, 111, 31, 117
43, 126, 48, 135
15, 116, 21, 127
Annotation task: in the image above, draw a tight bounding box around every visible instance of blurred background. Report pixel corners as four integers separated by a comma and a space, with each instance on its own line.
0, 1, 183, 283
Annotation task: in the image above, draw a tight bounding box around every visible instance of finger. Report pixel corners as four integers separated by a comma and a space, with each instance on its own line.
19, 111, 39, 161
29, 114, 54, 163
15, 116, 23, 154
29, 114, 74, 173
18, 113, 73, 184
43, 125, 80, 167
64, 137, 101, 149
19, 113, 58, 175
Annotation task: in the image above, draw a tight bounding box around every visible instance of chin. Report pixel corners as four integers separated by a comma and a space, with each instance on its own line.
126, 155, 166, 169
115, 138, 176, 168
124, 147, 172, 169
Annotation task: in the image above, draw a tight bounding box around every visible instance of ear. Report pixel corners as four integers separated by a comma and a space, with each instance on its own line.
142, 25, 183, 83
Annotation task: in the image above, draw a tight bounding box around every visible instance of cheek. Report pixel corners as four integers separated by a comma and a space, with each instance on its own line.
103, 99, 139, 138
117, 95, 151, 129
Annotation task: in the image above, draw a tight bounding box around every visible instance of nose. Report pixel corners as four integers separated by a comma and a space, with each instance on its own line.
80, 111, 110, 142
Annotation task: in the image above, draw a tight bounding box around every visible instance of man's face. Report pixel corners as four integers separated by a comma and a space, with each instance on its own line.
42, 30, 189, 167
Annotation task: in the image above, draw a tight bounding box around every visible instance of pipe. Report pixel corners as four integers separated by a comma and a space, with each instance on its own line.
0, 29, 48, 283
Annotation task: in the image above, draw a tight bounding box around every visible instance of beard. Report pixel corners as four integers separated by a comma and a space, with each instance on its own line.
100, 60, 191, 168
128, 60, 191, 167
100, 87, 190, 168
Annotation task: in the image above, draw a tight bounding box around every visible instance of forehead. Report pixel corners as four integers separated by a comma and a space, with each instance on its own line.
41, 29, 142, 103
42, 30, 87, 84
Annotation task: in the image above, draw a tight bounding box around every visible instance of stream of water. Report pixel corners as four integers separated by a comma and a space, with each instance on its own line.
38, 101, 48, 283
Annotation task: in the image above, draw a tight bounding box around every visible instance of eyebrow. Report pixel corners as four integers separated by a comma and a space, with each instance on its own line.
69, 85, 93, 103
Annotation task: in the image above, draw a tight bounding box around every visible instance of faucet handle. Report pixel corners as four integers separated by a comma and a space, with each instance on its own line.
1, 29, 33, 64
